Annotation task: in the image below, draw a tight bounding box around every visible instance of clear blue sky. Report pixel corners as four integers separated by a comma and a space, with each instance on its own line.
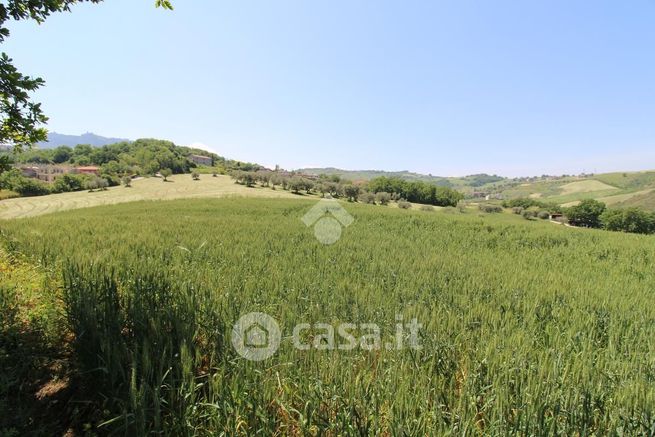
5, 0, 655, 176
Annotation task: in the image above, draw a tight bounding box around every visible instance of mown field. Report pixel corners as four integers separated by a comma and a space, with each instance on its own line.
1, 198, 654, 435
0, 174, 297, 220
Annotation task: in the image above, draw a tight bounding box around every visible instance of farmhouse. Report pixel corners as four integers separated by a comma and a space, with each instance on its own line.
189, 154, 213, 166
19, 165, 72, 183
74, 166, 100, 175
17, 164, 100, 182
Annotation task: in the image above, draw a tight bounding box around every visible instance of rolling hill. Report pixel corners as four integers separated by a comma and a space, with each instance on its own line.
496, 170, 655, 210
298, 167, 505, 189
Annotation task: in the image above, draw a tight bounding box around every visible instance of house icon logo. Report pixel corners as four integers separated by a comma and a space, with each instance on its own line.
301, 198, 354, 245
231, 312, 281, 361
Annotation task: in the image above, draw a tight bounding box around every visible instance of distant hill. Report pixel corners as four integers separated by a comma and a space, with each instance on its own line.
298, 167, 505, 189
37, 132, 130, 149
496, 170, 655, 211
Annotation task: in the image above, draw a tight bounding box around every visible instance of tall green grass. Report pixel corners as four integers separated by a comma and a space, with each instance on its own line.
2, 198, 655, 434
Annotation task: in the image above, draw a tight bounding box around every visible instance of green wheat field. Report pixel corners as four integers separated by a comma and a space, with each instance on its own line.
1, 198, 654, 435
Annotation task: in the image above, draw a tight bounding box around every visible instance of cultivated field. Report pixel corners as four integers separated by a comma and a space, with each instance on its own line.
1, 198, 654, 435
558, 179, 618, 195
500, 171, 655, 210
0, 175, 297, 220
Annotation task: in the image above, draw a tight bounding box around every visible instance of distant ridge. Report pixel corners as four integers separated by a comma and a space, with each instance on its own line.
298, 167, 505, 188
37, 132, 129, 149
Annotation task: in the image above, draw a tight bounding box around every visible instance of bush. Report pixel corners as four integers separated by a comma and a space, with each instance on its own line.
358, 192, 375, 204
375, 191, 391, 205
522, 210, 537, 220
420, 204, 434, 212
86, 177, 109, 192
397, 200, 412, 209
0, 170, 51, 197
479, 204, 503, 213
0, 190, 19, 200
122, 176, 132, 187
537, 210, 550, 220
192, 172, 200, 181
52, 173, 89, 193
512, 207, 524, 215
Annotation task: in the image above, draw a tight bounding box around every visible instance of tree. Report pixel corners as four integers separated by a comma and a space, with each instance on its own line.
343, 184, 360, 202
302, 178, 314, 194
0, 154, 12, 173
51, 146, 72, 163
566, 199, 606, 228
601, 208, 655, 235
53, 173, 87, 193
288, 176, 305, 194
160, 168, 172, 181
375, 191, 391, 205
0, 0, 173, 151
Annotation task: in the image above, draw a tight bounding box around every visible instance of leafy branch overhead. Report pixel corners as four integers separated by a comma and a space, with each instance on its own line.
0, 0, 172, 152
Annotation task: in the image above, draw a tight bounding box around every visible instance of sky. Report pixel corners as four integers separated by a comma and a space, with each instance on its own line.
4, 0, 655, 177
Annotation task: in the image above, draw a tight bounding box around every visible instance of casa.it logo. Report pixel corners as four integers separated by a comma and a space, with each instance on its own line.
231, 312, 282, 361
301, 198, 354, 245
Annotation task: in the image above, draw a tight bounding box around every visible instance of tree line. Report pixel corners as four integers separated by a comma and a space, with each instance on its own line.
504, 197, 655, 236
566, 199, 655, 235
230, 172, 464, 207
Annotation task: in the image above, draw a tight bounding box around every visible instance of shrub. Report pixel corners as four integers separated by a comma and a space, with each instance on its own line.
0, 189, 19, 200
522, 210, 537, 220
512, 207, 524, 215
537, 210, 550, 220
86, 177, 109, 192
375, 191, 391, 205
358, 192, 375, 204
0, 170, 51, 197
420, 204, 434, 212
192, 172, 200, 181
479, 204, 503, 213
52, 173, 89, 193
397, 200, 412, 209
122, 176, 132, 187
